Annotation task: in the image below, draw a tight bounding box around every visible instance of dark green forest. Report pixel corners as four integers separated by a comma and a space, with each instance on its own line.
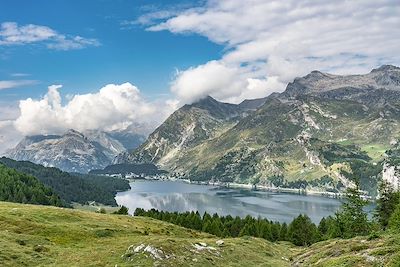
0, 164, 65, 207
0, 157, 130, 206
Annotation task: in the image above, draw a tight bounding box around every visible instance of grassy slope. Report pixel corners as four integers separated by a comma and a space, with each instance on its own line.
1, 201, 399, 266
292, 235, 400, 266
0, 202, 289, 267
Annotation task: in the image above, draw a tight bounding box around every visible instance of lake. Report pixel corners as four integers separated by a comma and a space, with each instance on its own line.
115, 180, 343, 223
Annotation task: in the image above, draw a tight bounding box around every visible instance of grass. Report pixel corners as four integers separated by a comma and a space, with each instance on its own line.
72, 203, 119, 213
0, 202, 290, 266
361, 144, 389, 161
1, 201, 400, 266
292, 235, 400, 266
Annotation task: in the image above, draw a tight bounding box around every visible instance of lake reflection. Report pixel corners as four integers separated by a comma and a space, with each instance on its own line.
115, 180, 343, 223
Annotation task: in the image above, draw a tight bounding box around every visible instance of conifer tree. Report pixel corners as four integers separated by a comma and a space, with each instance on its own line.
335, 184, 369, 238
375, 180, 399, 229
288, 214, 318, 246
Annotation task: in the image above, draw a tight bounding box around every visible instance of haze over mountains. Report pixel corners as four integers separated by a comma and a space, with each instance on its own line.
5, 65, 400, 195
5, 128, 146, 173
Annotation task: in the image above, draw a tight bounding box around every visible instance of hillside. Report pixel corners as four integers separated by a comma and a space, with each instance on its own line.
0, 201, 289, 266
0, 157, 130, 206
0, 201, 399, 266
0, 165, 64, 207
120, 66, 400, 196
114, 96, 268, 168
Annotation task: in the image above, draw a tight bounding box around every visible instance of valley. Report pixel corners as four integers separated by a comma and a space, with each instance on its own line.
1, 2, 399, 266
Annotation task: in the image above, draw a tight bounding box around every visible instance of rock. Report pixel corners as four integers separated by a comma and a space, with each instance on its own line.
33, 245, 49, 253
216, 240, 224, 246
123, 244, 172, 261
134, 244, 145, 252
192, 243, 217, 251
143, 245, 165, 260
199, 242, 207, 247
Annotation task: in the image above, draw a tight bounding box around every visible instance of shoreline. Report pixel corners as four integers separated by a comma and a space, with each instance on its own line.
125, 176, 374, 200
129, 177, 350, 199
181, 179, 346, 199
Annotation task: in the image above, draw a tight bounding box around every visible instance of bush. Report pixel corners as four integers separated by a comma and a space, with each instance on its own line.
113, 205, 129, 215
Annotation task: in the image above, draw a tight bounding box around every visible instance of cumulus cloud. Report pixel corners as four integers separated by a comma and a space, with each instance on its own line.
0, 80, 38, 90
144, 0, 400, 103
0, 22, 99, 50
13, 83, 175, 136
0, 120, 22, 155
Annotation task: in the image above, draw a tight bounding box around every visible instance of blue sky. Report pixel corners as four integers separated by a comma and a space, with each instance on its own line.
0, 0, 221, 103
0, 0, 399, 153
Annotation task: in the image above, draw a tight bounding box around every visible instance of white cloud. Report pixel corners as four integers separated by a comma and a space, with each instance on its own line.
0, 22, 99, 50
171, 60, 284, 104
121, 11, 176, 28
145, 0, 400, 103
0, 80, 38, 90
0, 120, 22, 155
11, 73, 30, 77
13, 83, 174, 136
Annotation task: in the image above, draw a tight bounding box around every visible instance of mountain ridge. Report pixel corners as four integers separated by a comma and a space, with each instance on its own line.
6, 128, 146, 173
119, 65, 400, 195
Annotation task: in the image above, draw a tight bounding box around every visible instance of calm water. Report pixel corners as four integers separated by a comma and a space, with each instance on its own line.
115, 180, 343, 223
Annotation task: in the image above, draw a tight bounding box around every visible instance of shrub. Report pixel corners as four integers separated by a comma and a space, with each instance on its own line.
113, 205, 129, 215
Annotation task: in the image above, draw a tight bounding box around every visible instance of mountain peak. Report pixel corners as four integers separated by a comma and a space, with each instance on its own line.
284, 65, 400, 98
193, 95, 218, 105
64, 129, 85, 138
371, 64, 400, 73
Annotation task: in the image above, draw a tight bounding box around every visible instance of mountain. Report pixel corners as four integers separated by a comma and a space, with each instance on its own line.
120, 65, 400, 195
6, 128, 147, 173
238, 95, 271, 110
284, 65, 400, 98
114, 95, 262, 168
106, 128, 147, 151
6, 129, 112, 173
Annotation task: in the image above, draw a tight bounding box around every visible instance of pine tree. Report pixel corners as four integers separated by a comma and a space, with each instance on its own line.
211, 220, 222, 236
324, 216, 341, 239
230, 217, 242, 237
288, 214, 318, 246
270, 222, 281, 241
279, 222, 288, 241
375, 180, 399, 229
389, 203, 400, 232
239, 223, 252, 236
336, 185, 370, 238
318, 217, 328, 238
202, 220, 213, 233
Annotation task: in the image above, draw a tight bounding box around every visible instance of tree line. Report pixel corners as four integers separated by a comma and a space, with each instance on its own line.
134, 181, 400, 246
0, 157, 130, 206
0, 164, 65, 207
